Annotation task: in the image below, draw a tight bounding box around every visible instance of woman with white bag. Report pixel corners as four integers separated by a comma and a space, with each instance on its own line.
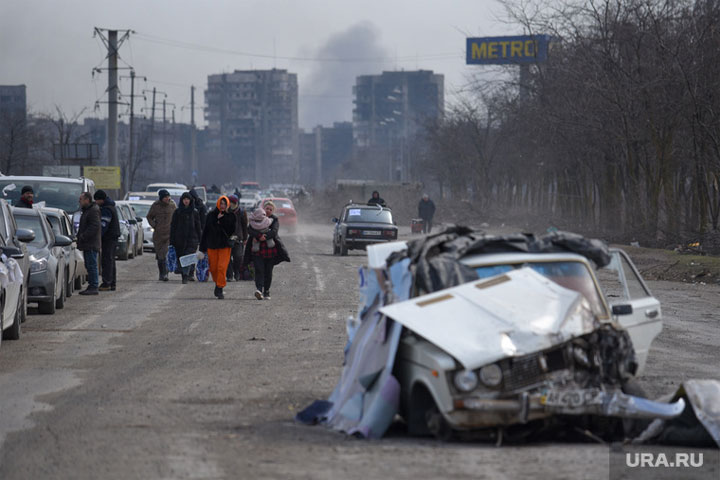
170, 192, 202, 284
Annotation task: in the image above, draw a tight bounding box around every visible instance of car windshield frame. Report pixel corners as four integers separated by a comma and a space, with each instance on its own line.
0, 180, 83, 213
343, 207, 393, 224
472, 259, 609, 318
14, 213, 48, 248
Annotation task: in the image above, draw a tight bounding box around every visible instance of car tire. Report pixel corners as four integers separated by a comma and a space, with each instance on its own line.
19, 286, 27, 323
38, 283, 57, 315
332, 241, 339, 256
340, 241, 348, 256
66, 269, 73, 298
74, 274, 83, 291
118, 242, 129, 261
2, 292, 22, 341
55, 277, 66, 310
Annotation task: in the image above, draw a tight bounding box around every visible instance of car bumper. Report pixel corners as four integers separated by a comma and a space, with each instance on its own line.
445, 387, 685, 430
28, 271, 54, 302
345, 237, 397, 249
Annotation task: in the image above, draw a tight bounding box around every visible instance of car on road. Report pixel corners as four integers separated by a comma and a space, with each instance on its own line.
42, 207, 86, 297
126, 199, 155, 252
116, 201, 144, 257
332, 204, 398, 256
0, 176, 96, 230
145, 182, 187, 192
12, 207, 73, 315
114, 204, 134, 261
259, 197, 297, 232
124, 191, 157, 202
239, 191, 261, 212
0, 199, 34, 345
372, 232, 671, 439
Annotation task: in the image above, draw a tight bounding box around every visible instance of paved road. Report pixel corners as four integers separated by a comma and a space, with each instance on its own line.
0, 226, 717, 479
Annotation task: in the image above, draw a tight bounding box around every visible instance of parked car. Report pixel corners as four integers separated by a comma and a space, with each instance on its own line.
0, 176, 96, 233
12, 207, 72, 314
42, 207, 86, 297
259, 197, 297, 232
114, 204, 134, 261
206, 192, 221, 211
238, 191, 261, 212
124, 191, 157, 202
116, 201, 144, 257
0, 200, 34, 345
126, 199, 155, 252
145, 182, 187, 192
332, 204, 398, 256
370, 232, 672, 439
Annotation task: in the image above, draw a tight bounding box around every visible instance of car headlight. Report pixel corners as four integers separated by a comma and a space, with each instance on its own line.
453, 369, 479, 392
479, 364, 503, 387
30, 255, 49, 273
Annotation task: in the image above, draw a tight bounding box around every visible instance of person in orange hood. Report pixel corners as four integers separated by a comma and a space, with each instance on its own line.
199, 195, 236, 299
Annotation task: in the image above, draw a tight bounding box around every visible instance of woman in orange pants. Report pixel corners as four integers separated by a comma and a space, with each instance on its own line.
199, 196, 236, 299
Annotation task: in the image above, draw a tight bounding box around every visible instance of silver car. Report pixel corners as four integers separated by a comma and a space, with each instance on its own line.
12, 208, 72, 314
116, 201, 144, 257
42, 207, 86, 296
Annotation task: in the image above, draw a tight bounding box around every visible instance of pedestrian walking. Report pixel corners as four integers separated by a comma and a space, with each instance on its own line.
94, 190, 121, 291
199, 196, 236, 299
367, 190, 386, 207
147, 189, 176, 281
16, 186, 34, 208
189, 188, 208, 226
76, 192, 101, 295
244, 201, 290, 300
170, 192, 202, 284
226, 194, 248, 282
418, 194, 436, 234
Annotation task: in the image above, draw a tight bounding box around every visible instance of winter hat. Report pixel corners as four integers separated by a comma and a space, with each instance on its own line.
249, 208, 272, 230
180, 192, 193, 204
228, 195, 239, 204
94, 190, 107, 201
158, 189, 170, 200
21, 185, 33, 194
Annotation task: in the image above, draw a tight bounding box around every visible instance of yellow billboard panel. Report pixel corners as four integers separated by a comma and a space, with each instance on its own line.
83, 166, 121, 190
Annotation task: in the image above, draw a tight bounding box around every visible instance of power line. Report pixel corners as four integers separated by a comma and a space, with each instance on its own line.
133, 32, 462, 63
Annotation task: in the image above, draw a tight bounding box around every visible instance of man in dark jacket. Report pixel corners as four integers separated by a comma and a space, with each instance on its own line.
226, 194, 249, 282
170, 192, 202, 284
418, 194, 436, 233
94, 190, 121, 291
16, 186, 34, 208
76, 192, 102, 295
367, 190, 386, 207
189, 188, 208, 226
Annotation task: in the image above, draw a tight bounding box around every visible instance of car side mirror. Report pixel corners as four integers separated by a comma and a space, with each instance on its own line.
331, 217, 338, 223
128, 219, 137, 225
53, 234, 73, 248
1, 246, 24, 259
612, 304, 633, 316
16, 228, 35, 243
136, 217, 143, 223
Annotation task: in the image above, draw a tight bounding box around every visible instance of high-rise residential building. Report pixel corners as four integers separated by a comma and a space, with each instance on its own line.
0, 85, 28, 174
298, 122, 353, 188
352, 70, 444, 150
205, 69, 299, 185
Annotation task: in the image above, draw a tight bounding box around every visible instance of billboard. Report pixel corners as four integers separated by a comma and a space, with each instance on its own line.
466, 35, 551, 65
83, 166, 121, 190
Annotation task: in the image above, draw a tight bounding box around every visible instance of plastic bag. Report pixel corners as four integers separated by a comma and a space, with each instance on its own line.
166, 245, 177, 273
196, 255, 209, 282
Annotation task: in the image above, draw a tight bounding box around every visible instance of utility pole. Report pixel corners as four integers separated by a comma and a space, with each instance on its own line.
121, 70, 146, 193
162, 99, 167, 177
171, 108, 176, 176
190, 85, 197, 185
94, 28, 131, 168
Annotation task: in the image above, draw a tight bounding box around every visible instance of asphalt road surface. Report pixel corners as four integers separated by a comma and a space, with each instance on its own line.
0, 225, 718, 479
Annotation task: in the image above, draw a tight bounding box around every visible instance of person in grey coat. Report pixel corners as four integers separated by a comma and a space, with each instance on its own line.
76, 192, 102, 295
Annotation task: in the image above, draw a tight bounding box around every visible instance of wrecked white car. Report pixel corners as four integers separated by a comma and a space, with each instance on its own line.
298, 229, 717, 445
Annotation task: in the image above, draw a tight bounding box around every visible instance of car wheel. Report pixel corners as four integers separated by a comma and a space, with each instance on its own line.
19, 286, 27, 323
340, 241, 348, 256
55, 276, 66, 309
74, 274, 83, 291
129, 238, 135, 259
2, 291, 22, 341
332, 240, 339, 255
38, 284, 57, 315
118, 242, 129, 261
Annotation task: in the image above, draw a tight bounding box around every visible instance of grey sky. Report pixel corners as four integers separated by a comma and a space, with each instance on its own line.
0, 0, 515, 129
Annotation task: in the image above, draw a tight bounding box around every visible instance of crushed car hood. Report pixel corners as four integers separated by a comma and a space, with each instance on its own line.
380, 267, 598, 370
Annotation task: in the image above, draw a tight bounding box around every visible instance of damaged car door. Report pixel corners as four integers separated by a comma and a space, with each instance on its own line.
596, 249, 662, 375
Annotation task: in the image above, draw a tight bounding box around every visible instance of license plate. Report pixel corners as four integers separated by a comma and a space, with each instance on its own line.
541, 389, 603, 408
363, 230, 381, 236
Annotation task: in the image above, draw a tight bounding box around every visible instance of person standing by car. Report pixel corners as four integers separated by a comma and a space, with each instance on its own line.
170, 192, 202, 284
367, 190, 386, 207
16, 186, 34, 208
226, 194, 248, 282
147, 189, 176, 281
76, 192, 101, 296
244, 201, 290, 300
199, 196, 235, 299
418, 194, 436, 234
94, 190, 121, 292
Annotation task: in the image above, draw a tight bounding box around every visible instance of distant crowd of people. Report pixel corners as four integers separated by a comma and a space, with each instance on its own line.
73, 188, 290, 300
